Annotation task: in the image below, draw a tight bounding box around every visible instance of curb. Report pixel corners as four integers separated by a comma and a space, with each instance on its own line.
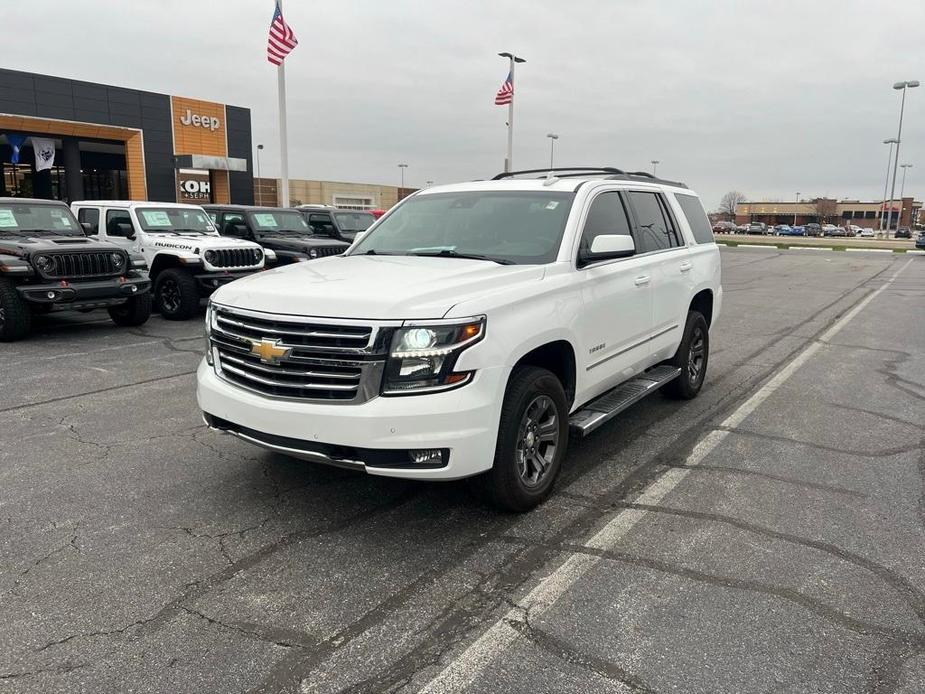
845, 248, 894, 253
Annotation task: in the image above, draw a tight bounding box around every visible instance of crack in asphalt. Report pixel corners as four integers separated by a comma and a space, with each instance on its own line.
665, 462, 866, 498
9, 522, 81, 598
0, 661, 90, 681
715, 424, 924, 458
181, 606, 318, 649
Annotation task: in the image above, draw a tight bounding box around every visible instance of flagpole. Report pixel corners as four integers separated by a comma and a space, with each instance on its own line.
506, 57, 514, 173
277, 0, 290, 207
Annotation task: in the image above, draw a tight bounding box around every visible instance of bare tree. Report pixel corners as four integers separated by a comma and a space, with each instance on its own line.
718, 191, 747, 221
814, 198, 837, 224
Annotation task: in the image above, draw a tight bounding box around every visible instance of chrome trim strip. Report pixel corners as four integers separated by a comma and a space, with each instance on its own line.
221, 362, 359, 391
222, 428, 365, 470
210, 301, 403, 328
586, 324, 679, 371
217, 352, 359, 379
215, 314, 371, 341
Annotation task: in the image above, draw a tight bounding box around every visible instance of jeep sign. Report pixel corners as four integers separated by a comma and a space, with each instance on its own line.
179, 108, 221, 131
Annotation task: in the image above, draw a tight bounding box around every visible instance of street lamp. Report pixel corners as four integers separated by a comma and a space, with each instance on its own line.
255, 143, 264, 206
898, 163, 913, 227
498, 51, 526, 172
794, 192, 800, 226
425, 180, 434, 188
546, 133, 559, 168
885, 80, 919, 234
880, 138, 899, 233
651, 160, 660, 175
397, 163, 408, 191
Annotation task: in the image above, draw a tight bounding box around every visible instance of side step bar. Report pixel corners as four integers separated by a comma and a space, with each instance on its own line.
568, 365, 681, 437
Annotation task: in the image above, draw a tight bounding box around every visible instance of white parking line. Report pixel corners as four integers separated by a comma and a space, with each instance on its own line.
789, 246, 833, 251
845, 247, 894, 253
736, 244, 778, 249
906, 250, 925, 255
419, 258, 914, 693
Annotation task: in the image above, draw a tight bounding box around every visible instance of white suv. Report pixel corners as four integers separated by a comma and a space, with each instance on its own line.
71, 201, 268, 320
197, 168, 722, 510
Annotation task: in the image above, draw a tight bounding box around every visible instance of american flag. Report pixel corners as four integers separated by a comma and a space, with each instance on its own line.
494, 70, 513, 105
267, 1, 298, 66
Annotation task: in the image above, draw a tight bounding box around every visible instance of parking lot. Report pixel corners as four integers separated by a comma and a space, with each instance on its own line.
1, 247, 924, 693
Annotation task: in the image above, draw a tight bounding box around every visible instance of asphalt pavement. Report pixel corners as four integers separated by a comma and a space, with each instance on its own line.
1, 247, 924, 694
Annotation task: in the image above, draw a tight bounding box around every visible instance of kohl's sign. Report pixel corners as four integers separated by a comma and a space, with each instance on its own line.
179, 108, 221, 131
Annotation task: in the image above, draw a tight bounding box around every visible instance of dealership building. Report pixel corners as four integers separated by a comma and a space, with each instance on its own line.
0, 68, 255, 205
736, 197, 921, 229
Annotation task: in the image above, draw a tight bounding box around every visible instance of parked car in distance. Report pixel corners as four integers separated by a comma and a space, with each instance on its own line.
1, 198, 152, 340
856, 228, 876, 238
747, 222, 768, 235
915, 232, 925, 249
772, 224, 791, 235
782, 225, 806, 236
712, 221, 736, 234
821, 224, 844, 237
803, 223, 823, 237
204, 205, 349, 266
735, 224, 749, 234
297, 206, 377, 243
894, 227, 912, 239
198, 168, 723, 511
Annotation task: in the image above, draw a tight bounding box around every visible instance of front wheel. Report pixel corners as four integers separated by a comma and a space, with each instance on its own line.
473, 366, 569, 512
662, 310, 709, 400
155, 268, 200, 321
109, 291, 152, 327
0, 279, 32, 342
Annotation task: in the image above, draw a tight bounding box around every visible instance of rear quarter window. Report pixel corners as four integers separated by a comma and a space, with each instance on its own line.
675, 194, 714, 245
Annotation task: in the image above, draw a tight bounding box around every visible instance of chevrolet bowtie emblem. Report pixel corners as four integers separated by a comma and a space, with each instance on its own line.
249, 338, 291, 365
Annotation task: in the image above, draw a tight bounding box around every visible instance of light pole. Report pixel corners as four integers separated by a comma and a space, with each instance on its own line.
498, 51, 526, 172
546, 133, 558, 168
397, 163, 408, 192
898, 163, 913, 228
885, 80, 919, 235
651, 160, 660, 175
794, 192, 800, 226
425, 180, 434, 188
255, 143, 263, 206
880, 138, 898, 233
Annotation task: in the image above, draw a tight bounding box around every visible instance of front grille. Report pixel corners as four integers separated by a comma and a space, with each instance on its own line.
39, 252, 123, 280
210, 248, 259, 268
314, 246, 345, 258
211, 305, 387, 403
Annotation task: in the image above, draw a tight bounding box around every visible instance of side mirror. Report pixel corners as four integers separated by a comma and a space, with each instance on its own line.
80, 222, 94, 234
116, 222, 136, 240
227, 222, 249, 238
581, 234, 635, 265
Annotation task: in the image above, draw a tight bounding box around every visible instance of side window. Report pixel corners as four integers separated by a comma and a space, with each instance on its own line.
77, 208, 100, 234
105, 209, 133, 237
309, 213, 336, 236
675, 194, 714, 244
222, 213, 247, 236
627, 191, 680, 253
579, 192, 633, 256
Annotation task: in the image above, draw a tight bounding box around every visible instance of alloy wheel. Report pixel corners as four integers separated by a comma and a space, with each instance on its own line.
159, 279, 181, 314
688, 326, 706, 384
515, 395, 559, 488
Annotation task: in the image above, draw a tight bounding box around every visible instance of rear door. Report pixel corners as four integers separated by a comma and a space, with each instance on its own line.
100, 207, 139, 255
625, 190, 693, 362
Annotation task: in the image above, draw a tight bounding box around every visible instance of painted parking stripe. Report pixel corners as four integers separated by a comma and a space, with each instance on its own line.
789, 246, 833, 251
419, 258, 914, 694
735, 244, 778, 249
845, 247, 894, 253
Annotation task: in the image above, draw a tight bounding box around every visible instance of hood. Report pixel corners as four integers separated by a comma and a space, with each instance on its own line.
212, 254, 545, 320
0, 234, 119, 255
257, 235, 349, 253
148, 233, 260, 253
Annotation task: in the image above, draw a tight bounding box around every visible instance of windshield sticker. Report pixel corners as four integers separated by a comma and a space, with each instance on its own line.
253, 213, 278, 227
58, 216, 72, 226
141, 210, 172, 226
0, 210, 18, 228
545, 201, 560, 210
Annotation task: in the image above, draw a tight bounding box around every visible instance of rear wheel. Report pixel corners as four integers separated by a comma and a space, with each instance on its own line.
473, 366, 569, 512
109, 291, 152, 327
0, 279, 32, 342
155, 268, 200, 320
662, 310, 709, 400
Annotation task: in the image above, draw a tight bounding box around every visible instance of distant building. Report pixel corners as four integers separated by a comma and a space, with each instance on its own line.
736, 197, 921, 229
254, 177, 416, 210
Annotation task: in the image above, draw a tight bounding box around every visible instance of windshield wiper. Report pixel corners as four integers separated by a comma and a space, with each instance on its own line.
409, 249, 514, 265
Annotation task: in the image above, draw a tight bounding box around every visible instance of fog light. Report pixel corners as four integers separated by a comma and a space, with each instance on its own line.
409, 449, 442, 464
46, 291, 56, 299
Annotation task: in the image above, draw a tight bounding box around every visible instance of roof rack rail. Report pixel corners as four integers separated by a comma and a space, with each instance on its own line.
491, 167, 625, 180
624, 170, 655, 179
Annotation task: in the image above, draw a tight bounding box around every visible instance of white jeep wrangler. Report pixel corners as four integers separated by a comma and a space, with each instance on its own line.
197, 168, 722, 510
71, 201, 268, 320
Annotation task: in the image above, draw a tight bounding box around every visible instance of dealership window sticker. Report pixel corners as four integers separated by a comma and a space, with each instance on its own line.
0, 210, 18, 227
141, 210, 173, 227
254, 213, 278, 227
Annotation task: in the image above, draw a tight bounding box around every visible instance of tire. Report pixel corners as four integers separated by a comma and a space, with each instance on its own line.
473, 366, 569, 512
155, 268, 200, 320
0, 278, 32, 342
108, 291, 152, 327
662, 310, 709, 400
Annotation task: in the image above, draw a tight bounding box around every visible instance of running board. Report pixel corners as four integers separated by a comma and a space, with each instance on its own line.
568, 365, 681, 437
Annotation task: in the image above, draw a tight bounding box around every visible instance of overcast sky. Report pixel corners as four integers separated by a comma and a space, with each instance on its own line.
6, 0, 925, 208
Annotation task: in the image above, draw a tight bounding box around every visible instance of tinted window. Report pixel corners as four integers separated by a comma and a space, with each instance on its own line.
334, 212, 375, 233
628, 191, 680, 253
579, 192, 632, 257
77, 207, 100, 234
308, 213, 337, 237
675, 194, 714, 244
105, 209, 133, 237
221, 212, 247, 236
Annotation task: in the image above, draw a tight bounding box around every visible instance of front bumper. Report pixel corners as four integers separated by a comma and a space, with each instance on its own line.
194, 270, 260, 294
196, 359, 506, 480
16, 275, 150, 306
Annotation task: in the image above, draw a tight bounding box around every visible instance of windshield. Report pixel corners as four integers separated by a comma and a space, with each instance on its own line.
350, 191, 576, 265
334, 212, 375, 234
248, 211, 311, 235
137, 207, 217, 235
0, 202, 83, 236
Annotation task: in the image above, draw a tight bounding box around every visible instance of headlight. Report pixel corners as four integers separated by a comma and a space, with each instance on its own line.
309, 248, 319, 259
110, 252, 125, 270
253, 248, 263, 262
34, 255, 54, 273
383, 318, 485, 395
204, 249, 216, 264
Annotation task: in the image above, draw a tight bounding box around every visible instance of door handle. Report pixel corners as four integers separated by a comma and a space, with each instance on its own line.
634, 275, 650, 286
679, 261, 693, 272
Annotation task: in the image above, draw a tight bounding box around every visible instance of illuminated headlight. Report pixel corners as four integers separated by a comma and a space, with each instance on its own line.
203, 249, 216, 264
110, 252, 125, 270
383, 318, 485, 395
34, 255, 54, 273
